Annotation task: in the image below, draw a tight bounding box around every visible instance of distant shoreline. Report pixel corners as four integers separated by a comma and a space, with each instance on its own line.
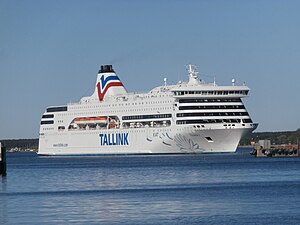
1, 129, 300, 152
0, 139, 38, 152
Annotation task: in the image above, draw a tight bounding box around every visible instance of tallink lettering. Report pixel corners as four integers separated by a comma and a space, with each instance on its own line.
99, 133, 129, 146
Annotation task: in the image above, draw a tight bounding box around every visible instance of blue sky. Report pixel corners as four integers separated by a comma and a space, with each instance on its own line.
1, 0, 300, 139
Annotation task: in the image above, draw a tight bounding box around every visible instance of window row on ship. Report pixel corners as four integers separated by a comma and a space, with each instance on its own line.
41, 119, 254, 132
174, 90, 249, 96
122, 114, 172, 120
42, 121, 173, 131
42, 128, 173, 134
177, 118, 253, 124
49, 107, 172, 117
68, 100, 174, 110
178, 98, 242, 103
44, 104, 246, 120
122, 120, 171, 129
42, 111, 249, 125
43, 111, 173, 124
177, 112, 249, 117
47, 99, 175, 112
178, 105, 245, 110
47, 99, 244, 113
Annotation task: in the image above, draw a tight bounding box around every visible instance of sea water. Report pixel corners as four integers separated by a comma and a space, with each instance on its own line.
1, 151, 300, 225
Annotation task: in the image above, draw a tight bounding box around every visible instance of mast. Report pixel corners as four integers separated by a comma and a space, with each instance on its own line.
187, 64, 200, 85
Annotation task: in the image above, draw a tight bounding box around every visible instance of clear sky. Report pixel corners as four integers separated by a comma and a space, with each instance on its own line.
1, 0, 300, 139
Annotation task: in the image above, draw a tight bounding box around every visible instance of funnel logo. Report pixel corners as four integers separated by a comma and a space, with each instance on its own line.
97, 75, 124, 101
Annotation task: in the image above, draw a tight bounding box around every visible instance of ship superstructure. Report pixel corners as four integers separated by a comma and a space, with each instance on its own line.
38, 64, 258, 155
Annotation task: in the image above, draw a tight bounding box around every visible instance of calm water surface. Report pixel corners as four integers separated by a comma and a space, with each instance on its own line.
1, 151, 300, 225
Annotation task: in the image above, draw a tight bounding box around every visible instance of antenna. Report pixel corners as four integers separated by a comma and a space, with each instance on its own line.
232, 78, 236, 86
186, 64, 200, 85
186, 64, 198, 79
164, 78, 167, 87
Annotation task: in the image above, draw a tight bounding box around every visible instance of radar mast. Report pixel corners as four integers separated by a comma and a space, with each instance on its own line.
187, 64, 200, 85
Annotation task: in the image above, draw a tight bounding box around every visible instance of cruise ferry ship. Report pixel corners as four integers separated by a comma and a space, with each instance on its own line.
38, 64, 258, 155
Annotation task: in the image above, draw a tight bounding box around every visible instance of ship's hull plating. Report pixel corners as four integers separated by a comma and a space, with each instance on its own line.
38, 125, 255, 155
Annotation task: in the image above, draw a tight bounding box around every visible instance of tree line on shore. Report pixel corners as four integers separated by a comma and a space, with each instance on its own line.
1, 129, 300, 150
240, 129, 300, 146
0, 139, 39, 150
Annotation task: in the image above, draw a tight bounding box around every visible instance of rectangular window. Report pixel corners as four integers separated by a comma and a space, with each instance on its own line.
58, 126, 65, 130
242, 119, 253, 123
46, 106, 68, 112
41, 120, 54, 125
42, 114, 54, 118
205, 137, 214, 142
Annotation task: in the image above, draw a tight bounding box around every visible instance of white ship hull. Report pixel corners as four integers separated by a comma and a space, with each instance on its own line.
39, 124, 256, 155
38, 64, 258, 156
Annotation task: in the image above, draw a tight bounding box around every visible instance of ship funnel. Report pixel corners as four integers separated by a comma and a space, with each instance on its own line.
91, 65, 127, 101
99, 65, 115, 73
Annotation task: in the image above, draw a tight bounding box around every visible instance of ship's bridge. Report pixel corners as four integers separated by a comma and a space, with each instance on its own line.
169, 64, 250, 99
171, 85, 250, 98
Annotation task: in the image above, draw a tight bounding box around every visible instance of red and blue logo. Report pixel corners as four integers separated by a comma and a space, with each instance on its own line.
96, 75, 124, 101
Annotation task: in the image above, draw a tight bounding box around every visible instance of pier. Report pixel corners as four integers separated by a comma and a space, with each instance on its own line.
0, 142, 7, 176
251, 140, 300, 157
